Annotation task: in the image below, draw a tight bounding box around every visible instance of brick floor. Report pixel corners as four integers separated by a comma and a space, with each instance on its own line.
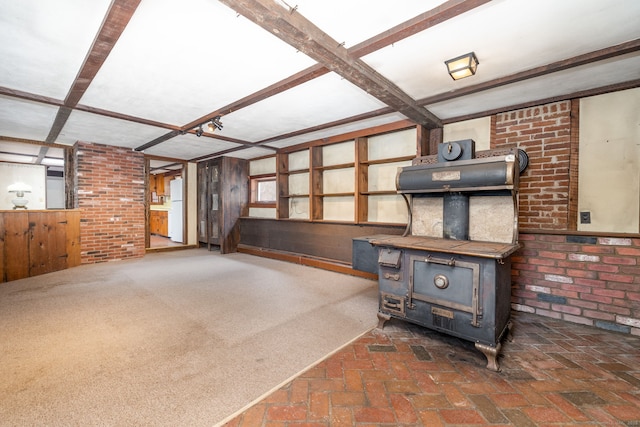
222, 312, 640, 426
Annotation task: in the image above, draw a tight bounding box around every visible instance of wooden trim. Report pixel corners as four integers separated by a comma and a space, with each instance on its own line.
568, 99, 580, 231
356, 137, 369, 223
442, 79, 640, 125
279, 120, 415, 154
490, 115, 497, 149
219, 0, 441, 128
428, 127, 442, 155
520, 228, 640, 238
237, 244, 378, 280
418, 38, 640, 108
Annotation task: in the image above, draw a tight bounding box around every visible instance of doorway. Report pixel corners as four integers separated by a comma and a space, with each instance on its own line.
146, 157, 187, 250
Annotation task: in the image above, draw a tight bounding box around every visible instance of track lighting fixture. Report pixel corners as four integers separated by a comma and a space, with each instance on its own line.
207, 116, 223, 132
195, 125, 204, 137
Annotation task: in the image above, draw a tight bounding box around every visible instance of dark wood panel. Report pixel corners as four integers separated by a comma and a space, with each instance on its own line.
220, 157, 248, 254
198, 157, 248, 253
239, 218, 404, 263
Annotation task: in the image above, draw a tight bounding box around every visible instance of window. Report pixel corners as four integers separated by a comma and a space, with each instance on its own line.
248, 157, 277, 218
252, 177, 276, 204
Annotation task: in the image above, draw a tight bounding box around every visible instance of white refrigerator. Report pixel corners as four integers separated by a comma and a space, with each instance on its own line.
168, 178, 183, 242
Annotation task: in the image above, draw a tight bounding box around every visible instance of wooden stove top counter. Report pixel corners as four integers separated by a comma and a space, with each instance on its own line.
368, 235, 520, 259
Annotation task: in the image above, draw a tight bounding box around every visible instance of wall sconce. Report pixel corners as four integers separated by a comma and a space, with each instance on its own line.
207, 116, 223, 132
445, 52, 479, 80
7, 182, 32, 209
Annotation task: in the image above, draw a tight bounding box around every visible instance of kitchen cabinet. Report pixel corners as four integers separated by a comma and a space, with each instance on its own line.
198, 157, 248, 253
151, 173, 165, 197
150, 210, 168, 237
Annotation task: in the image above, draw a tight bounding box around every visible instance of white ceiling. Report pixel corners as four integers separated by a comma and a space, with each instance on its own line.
0, 0, 639, 171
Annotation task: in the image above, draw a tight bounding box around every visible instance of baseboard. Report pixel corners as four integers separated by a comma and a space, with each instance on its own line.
237, 244, 378, 280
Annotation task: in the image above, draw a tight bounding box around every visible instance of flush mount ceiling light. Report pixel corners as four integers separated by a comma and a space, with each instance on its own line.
445, 52, 479, 80
207, 116, 223, 132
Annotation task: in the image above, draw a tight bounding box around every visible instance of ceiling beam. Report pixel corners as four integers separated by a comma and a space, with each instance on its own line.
184, 0, 487, 131
218, 0, 442, 129
195, 37, 640, 156
348, 0, 491, 58
42, 0, 142, 157
418, 38, 640, 107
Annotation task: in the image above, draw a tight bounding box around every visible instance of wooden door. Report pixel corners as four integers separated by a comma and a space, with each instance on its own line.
208, 161, 220, 245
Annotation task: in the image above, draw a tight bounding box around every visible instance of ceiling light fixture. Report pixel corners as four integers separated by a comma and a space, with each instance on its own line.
445, 52, 479, 80
207, 116, 223, 132
195, 125, 204, 137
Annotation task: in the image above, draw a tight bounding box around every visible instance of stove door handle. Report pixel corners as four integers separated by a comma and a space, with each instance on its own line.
425, 255, 455, 266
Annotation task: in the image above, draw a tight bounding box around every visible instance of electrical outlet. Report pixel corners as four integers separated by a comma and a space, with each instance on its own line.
580, 211, 591, 224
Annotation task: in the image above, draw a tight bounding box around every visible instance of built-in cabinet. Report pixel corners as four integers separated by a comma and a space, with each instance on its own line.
197, 157, 248, 254
149, 210, 168, 237
276, 128, 416, 223
0, 210, 81, 282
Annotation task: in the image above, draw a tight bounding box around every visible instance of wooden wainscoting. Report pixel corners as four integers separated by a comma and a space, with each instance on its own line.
0, 210, 81, 283
238, 217, 405, 278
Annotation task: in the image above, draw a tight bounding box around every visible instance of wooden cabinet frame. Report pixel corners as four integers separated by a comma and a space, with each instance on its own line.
274, 121, 440, 224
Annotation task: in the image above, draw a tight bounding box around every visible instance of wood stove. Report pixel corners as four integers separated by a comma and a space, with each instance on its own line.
367, 140, 526, 371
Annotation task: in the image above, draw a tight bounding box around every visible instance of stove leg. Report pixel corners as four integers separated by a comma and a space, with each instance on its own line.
377, 312, 391, 329
506, 320, 514, 342
475, 342, 502, 372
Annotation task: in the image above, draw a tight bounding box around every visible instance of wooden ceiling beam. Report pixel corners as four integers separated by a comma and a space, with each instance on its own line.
218, 0, 442, 129
418, 38, 640, 107
185, 0, 486, 131
43, 0, 142, 149
349, 0, 491, 58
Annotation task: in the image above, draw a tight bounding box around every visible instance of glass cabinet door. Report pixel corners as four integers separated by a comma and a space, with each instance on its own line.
209, 164, 220, 241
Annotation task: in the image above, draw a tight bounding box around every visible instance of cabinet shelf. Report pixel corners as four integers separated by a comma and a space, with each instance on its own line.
281, 194, 310, 198
313, 192, 354, 197
279, 169, 309, 176
359, 155, 415, 165
312, 162, 355, 171
359, 190, 398, 196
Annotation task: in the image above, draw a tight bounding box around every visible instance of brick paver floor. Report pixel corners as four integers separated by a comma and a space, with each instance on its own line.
223, 311, 640, 426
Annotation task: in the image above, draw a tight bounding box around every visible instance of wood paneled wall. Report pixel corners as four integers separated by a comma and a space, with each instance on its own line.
0, 210, 80, 283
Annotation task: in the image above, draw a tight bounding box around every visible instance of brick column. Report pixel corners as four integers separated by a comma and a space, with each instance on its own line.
76, 142, 146, 263
494, 101, 572, 230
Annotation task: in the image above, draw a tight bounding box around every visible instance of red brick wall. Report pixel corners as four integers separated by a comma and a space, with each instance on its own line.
494, 101, 572, 230
494, 100, 639, 336
76, 142, 146, 263
512, 233, 640, 336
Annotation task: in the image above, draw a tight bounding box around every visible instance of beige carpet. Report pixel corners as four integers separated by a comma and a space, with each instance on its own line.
0, 249, 378, 426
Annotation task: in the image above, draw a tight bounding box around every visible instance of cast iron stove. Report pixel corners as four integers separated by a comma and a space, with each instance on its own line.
368, 140, 526, 371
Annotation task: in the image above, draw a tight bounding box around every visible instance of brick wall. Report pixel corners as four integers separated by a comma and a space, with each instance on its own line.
494, 100, 639, 336
494, 101, 572, 230
512, 233, 640, 336
76, 142, 146, 263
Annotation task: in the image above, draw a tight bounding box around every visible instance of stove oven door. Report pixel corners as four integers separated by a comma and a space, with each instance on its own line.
408, 254, 482, 329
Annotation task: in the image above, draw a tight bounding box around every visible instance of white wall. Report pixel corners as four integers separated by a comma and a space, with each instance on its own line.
443, 117, 491, 151
0, 163, 46, 210
579, 88, 640, 233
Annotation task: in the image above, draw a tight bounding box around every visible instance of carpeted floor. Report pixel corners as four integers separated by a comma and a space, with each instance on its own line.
0, 249, 378, 426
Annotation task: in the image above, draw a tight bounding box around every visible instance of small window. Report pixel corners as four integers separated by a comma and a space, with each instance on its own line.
250, 177, 276, 206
